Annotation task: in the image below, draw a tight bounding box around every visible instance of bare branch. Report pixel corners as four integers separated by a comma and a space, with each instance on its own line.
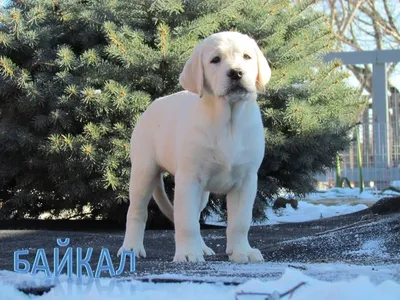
347, 64, 373, 94
354, 15, 372, 27
333, 1, 344, 32
369, 1, 383, 49
383, 0, 399, 36
346, 22, 363, 50
387, 62, 399, 77
339, 0, 363, 36
373, 19, 400, 43
359, 3, 400, 43
354, 19, 379, 39
338, 35, 363, 51
338, 0, 346, 15
328, 0, 335, 30
235, 282, 307, 300
324, 0, 399, 93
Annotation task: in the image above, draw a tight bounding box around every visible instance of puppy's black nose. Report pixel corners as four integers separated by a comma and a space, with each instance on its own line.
227, 69, 243, 80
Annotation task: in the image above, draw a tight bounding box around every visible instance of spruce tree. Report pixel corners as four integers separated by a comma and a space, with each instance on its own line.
0, 0, 364, 222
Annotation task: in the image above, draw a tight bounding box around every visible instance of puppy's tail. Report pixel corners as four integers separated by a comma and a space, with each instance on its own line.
152, 173, 174, 223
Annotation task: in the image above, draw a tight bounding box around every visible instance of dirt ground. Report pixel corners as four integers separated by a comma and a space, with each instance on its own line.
0, 198, 399, 284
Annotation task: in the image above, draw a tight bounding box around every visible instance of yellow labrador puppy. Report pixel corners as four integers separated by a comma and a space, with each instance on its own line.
118, 31, 271, 263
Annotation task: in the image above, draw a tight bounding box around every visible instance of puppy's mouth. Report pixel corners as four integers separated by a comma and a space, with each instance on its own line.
227, 84, 248, 94
222, 84, 250, 102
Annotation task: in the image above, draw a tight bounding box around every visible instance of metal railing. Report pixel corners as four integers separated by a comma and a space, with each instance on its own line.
315, 117, 400, 190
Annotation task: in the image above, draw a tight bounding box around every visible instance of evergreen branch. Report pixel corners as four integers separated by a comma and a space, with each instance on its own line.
157, 22, 170, 59
0, 56, 17, 78
104, 21, 127, 54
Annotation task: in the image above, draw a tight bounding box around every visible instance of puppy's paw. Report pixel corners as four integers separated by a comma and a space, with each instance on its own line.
229, 248, 264, 263
173, 252, 205, 263
118, 244, 146, 258
201, 239, 215, 256
174, 235, 206, 262
202, 244, 215, 256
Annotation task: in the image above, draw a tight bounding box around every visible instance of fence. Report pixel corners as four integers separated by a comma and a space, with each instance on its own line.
315, 90, 400, 190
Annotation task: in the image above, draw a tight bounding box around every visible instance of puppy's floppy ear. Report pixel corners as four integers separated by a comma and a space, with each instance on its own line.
179, 44, 204, 97
254, 42, 271, 92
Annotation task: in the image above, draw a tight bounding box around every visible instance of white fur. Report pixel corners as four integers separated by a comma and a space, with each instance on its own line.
118, 31, 271, 263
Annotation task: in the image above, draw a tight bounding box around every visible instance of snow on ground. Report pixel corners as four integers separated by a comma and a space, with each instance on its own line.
205, 201, 369, 226
260, 201, 368, 225
0, 265, 399, 300
306, 187, 380, 201
344, 239, 390, 259
1, 186, 398, 299
205, 262, 400, 284
305, 187, 400, 201
205, 186, 400, 226
307, 184, 400, 201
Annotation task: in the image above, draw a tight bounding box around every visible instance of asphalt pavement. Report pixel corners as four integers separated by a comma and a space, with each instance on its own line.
0, 198, 399, 281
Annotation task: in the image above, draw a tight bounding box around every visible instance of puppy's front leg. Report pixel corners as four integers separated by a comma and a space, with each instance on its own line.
226, 173, 264, 263
173, 172, 204, 263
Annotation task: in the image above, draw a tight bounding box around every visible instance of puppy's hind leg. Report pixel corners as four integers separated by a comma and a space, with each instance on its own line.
152, 173, 174, 222
118, 160, 159, 259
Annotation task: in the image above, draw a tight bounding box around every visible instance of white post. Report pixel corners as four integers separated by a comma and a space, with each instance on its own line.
372, 63, 389, 168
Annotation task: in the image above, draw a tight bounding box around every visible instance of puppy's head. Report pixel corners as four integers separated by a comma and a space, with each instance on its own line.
179, 31, 271, 102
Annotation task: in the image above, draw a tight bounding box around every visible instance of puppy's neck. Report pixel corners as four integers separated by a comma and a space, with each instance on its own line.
200, 92, 257, 137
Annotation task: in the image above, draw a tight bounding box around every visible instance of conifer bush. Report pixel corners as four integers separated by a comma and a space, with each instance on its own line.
0, 0, 363, 222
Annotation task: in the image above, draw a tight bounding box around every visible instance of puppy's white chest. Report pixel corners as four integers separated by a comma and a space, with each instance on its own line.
202, 137, 256, 193
214, 139, 249, 167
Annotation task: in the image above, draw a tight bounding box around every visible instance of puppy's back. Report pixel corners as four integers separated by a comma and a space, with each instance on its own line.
130, 91, 200, 174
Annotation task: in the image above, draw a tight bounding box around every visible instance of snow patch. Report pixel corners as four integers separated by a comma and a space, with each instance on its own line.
205, 201, 368, 226
345, 239, 390, 259
390, 181, 400, 188
305, 186, 400, 200
1, 267, 399, 299
262, 202, 368, 225
305, 187, 380, 201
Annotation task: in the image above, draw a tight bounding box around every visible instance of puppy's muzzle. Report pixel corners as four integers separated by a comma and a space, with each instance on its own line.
227, 68, 243, 81
226, 68, 247, 94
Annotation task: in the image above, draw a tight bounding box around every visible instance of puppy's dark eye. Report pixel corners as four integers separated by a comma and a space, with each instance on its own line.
210, 56, 221, 64
243, 54, 251, 60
